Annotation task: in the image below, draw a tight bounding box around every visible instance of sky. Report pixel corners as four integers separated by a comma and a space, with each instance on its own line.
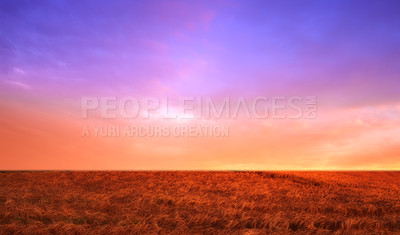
1, 0, 400, 170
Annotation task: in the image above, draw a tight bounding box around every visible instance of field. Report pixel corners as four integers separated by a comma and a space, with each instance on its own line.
1, 171, 400, 234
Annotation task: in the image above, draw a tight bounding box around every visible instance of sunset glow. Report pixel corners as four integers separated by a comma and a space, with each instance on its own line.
1, 0, 399, 170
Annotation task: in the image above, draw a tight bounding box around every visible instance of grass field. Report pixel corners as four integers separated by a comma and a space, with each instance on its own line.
1, 171, 400, 234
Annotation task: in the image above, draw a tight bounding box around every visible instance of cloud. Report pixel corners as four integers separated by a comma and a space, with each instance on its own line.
4, 80, 31, 90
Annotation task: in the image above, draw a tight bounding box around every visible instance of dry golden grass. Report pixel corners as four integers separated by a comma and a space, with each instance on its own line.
1, 171, 400, 234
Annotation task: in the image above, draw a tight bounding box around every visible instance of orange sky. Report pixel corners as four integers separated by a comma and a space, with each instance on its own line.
1, 94, 399, 170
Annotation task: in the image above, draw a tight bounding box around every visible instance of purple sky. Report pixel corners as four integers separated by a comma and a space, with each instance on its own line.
1, 0, 399, 102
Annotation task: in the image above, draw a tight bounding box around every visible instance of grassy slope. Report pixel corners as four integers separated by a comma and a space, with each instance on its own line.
1, 171, 400, 234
